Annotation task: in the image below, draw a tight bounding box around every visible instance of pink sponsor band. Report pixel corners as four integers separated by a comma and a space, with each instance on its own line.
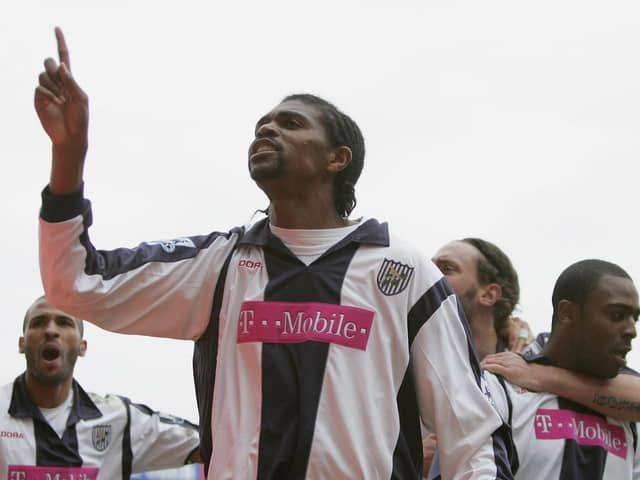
534, 408, 628, 458
8, 465, 99, 480
237, 301, 375, 351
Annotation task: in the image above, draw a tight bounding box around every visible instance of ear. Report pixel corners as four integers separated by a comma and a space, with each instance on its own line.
79, 339, 87, 357
18, 337, 25, 354
327, 146, 352, 174
557, 299, 578, 326
478, 283, 502, 307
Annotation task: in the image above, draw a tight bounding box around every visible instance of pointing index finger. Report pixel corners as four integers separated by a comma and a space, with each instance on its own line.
54, 26, 71, 71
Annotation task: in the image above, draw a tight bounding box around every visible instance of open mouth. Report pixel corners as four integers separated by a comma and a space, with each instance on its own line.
42, 346, 61, 361
249, 138, 279, 159
255, 144, 276, 154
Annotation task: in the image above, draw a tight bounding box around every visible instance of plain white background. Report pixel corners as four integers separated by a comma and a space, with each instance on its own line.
2, 1, 639, 422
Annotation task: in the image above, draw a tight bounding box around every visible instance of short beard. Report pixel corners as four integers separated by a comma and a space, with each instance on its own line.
459, 286, 477, 324
248, 155, 285, 182
24, 348, 80, 386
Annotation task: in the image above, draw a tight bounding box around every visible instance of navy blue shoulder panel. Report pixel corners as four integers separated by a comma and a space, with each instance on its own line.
407, 277, 452, 347
42, 185, 242, 281
81, 230, 238, 281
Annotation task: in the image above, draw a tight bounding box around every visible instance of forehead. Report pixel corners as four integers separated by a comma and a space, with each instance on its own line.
433, 241, 482, 267
587, 274, 639, 308
25, 299, 78, 327
258, 100, 325, 126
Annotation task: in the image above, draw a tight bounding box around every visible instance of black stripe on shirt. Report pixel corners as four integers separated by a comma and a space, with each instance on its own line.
118, 396, 134, 480
257, 236, 359, 480
193, 227, 243, 471
557, 397, 607, 480
390, 363, 423, 479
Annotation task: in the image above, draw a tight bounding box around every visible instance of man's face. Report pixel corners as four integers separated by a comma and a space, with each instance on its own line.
432, 241, 482, 321
248, 100, 335, 188
19, 299, 86, 386
570, 274, 639, 379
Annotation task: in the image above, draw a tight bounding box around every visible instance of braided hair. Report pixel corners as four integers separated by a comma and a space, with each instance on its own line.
282, 94, 365, 217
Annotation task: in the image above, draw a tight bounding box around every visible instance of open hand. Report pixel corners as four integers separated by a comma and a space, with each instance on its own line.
481, 351, 542, 391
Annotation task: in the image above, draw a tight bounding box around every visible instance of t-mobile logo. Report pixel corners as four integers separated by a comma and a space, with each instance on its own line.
237, 301, 375, 351
8, 465, 99, 480
534, 408, 628, 458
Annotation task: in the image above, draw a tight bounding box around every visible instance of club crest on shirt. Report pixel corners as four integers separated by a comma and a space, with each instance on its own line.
91, 424, 111, 451
148, 237, 196, 253
377, 258, 414, 296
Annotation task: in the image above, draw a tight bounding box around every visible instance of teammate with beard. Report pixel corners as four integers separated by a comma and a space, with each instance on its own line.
0, 297, 201, 479
432, 238, 526, 361
425, 238, 523, 477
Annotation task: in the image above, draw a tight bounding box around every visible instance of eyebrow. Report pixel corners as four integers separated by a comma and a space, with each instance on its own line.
29, 314, 75, 325
254, 109, 309, 132
607, 303, 640, 318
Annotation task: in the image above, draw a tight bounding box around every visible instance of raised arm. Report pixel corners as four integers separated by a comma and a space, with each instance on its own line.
34, 27, 88, 194
481, 351, 640, 421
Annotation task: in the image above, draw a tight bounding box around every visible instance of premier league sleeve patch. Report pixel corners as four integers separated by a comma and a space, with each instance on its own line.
147, 238, 196, 253
377, 258, 414, 296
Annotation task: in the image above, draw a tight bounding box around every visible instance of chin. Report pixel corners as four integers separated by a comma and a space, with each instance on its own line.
34, 371, 68, 386
250, 157, 285, 181
251, 168, 282, 183
576, 362, 618, 380
592, 365, 619, 380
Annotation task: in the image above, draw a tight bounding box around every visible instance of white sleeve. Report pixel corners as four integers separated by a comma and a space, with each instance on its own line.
39, 188, 240, 340
126, 401, 200, 473
411, 268, 512, 479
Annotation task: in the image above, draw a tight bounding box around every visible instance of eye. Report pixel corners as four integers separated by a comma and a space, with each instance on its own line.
610, 310, 630, 322
29, 316, 48, 328
284, 117, 303, 129
56, 316, 76, 328
437, 262, 455, 275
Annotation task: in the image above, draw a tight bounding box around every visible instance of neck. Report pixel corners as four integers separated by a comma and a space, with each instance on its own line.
260, 178, 348, 229
268, 199, 347, 230
469, 310, 500, 361
25, 373, 73, 408
541, 334, 569, 369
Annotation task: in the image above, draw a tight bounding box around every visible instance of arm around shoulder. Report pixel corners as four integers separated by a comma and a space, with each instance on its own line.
482, 351, 640, 422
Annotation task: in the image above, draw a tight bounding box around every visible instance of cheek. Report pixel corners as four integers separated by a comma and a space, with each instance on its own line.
444, 276, 461, 291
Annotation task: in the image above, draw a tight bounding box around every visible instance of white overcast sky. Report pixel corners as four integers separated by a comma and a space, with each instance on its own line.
2, 1, 640, 422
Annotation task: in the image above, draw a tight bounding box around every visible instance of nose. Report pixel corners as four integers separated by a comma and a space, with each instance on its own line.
44, 319, 60, 338
255, 121, 278, 138
622, 316, 637, 341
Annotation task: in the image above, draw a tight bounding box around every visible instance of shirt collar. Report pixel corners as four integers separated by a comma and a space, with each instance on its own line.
239, 217, 390, 253
9, 373, 102, 424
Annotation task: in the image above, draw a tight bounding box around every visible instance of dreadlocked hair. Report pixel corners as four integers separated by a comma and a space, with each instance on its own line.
282, 94, 365, 217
